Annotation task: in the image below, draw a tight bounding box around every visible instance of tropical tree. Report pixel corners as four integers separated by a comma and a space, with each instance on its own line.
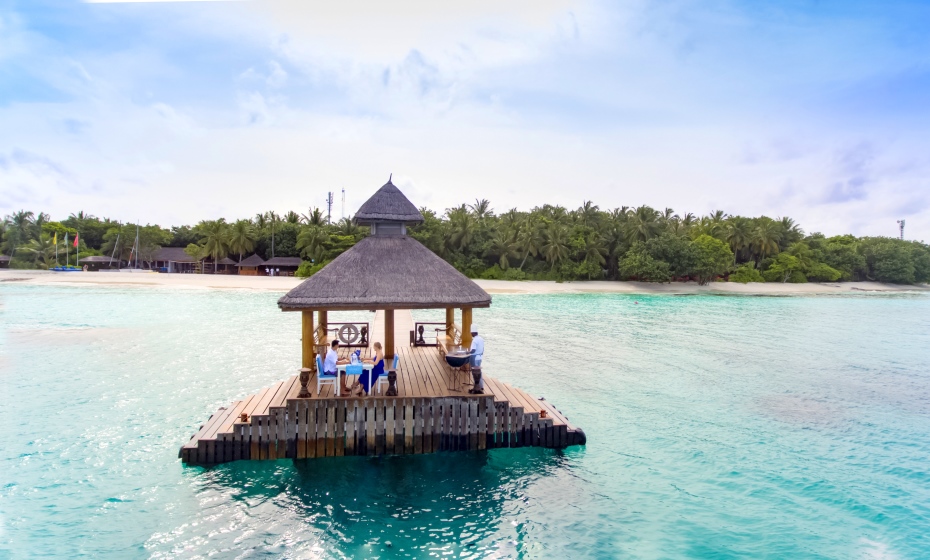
198, 220, 230, 272
541, 225, 570, 270
469, 199, 493, 221
20, 233, 56, 268
486, 230, 518, 270
446, 205, 476, 253
302, 207, 326, 227
228, 219, 257, 263
296, 225, 329, 263
725, 217, 753, 261
752, 219, 782, 263
576, 201, 600, 228
284, 211, 301, 224
691, 234, 734, 285
626, 205, 661, 242
5, 210, 35, 254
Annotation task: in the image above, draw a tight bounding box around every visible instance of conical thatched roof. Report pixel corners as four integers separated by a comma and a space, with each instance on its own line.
354, 179, 424, 225
278, 235, 491, 310
236, 254, 265, 267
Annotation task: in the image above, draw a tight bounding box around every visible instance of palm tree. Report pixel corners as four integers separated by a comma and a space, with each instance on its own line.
20, 233, 56, 268
297, 226, 329, 263
577, 201, 600, 228
446, 205, 476, 253
725, 217, 752, 262
264, 211, 279, 258
6, 210, 35, 254
284, 211, 301, 224
626, 205, 661, 242
515, 216, 545, 269
778, 217, 803, 248
582, 232, 607, 266
752, 219, 782, 263
199, 220, 229, 273
487, 230, 518, 270
253, 213, 268, 230
541, 225, 570, 270
228, 220, 257, 263
301, 207, 326, 227
334, 217, 360, 237
469, 199, 493, 220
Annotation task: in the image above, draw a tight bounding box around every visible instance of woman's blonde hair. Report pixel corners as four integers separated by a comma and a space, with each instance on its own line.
373, 342, 382, 350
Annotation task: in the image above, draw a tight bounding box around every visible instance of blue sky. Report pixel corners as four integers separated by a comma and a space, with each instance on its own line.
1, 0, 929, 240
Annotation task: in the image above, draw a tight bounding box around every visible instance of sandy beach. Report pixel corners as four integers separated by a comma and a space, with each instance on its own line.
1, 269, 926, 295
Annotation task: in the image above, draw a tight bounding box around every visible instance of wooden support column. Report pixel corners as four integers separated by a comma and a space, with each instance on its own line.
461, 308, 473, 348
302, 310, 315, 370
385, 309, 395, 359
318, 310, 328, 340
445, 308, 454, 332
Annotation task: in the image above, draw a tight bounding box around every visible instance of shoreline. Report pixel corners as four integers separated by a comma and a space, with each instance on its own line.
1, 269, 927, 296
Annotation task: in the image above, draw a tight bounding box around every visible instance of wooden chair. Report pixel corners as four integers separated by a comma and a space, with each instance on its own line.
316, 355, 340, 397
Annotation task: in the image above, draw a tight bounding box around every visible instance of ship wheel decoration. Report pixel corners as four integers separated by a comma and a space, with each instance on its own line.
338, 324, 360, 345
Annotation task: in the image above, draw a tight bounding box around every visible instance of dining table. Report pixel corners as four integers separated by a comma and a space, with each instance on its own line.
336, 361, 375, 396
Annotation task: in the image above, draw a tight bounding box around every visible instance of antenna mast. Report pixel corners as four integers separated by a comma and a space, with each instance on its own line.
326, 192, 334, 224
897, 219, 905, 240
341, 188, 346, 220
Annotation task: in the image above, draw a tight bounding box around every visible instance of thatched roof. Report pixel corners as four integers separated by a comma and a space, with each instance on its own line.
0, 255, 11, 262
236, 254, 265, 267
278, 235, 491, 310
79, 256, 118, 263
354, 179, 424, 225
264, 256, 303, 267
216, 257, 237, 266
153, 247, 198, 263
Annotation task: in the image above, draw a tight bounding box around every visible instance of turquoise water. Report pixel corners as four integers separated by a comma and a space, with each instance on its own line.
2, 284, 930, 559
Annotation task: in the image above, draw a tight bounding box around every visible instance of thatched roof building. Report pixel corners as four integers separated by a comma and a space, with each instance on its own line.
279, 177, 490, 365
236, 254, 265, 267
279, 178, 489, 311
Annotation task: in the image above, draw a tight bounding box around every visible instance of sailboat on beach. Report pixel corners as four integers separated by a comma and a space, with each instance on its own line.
120, 223, 152, 272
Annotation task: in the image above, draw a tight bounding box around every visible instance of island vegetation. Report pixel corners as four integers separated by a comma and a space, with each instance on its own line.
3, 202, 928, 285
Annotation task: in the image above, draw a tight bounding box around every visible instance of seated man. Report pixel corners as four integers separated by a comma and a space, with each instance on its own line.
324, 340, 350, 393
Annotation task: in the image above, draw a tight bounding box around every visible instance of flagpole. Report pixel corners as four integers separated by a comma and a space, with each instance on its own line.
65, 233, 69, 267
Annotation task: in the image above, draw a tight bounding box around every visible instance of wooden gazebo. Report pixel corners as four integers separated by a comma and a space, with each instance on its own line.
278, 179, 491, 371
179, 178, 585, 465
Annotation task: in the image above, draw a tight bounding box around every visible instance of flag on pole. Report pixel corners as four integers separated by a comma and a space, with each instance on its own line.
73, 233, 79, 248
53, 233, 57, 245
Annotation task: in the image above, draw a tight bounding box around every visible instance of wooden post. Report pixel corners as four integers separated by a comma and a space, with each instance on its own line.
302, 310, 315, 370
318, 310, 328, 340
461, 308, 472, 349
445, 308, 454, 333
385, 309, 395, 359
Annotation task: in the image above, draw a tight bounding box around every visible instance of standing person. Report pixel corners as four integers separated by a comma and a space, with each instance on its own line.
468, 324, 485, 394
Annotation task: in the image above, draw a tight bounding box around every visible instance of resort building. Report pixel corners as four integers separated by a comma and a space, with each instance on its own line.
0, 255, 10, 268
152, 247, 199, 273
180, 178, 585, 465
260, 256, 302, 276
78, 255, 120, 271
235, 254, 265, 276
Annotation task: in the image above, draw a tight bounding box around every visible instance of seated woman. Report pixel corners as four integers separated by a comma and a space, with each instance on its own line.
351, 342, 385, 396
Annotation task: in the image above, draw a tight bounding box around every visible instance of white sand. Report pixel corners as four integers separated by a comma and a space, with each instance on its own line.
2, 269, 926, 295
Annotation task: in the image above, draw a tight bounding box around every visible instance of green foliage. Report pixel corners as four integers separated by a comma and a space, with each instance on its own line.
295, 260, 326, 278
763, 253, 804, 283
101, 223, 171, 262
691, 234, 733, 285
729, 262, 764, 283
618, 244, 672, 282
168, 225, 199, 248
806, 262, 843, 282
644, 233, 696, 279
858, 237, 916, 284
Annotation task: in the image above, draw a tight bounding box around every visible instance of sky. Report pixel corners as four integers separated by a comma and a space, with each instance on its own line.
1, 0, 929, 240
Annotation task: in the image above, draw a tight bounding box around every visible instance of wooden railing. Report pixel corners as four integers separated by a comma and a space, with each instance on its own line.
410, 322, 446, 346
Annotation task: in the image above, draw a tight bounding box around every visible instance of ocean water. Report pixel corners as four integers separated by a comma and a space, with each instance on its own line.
2, 283, 930, 559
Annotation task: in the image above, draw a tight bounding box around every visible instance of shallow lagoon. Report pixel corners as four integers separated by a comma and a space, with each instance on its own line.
2, 284, 929, 558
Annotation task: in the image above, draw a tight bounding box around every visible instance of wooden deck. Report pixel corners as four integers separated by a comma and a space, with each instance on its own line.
180, 311, 585, 465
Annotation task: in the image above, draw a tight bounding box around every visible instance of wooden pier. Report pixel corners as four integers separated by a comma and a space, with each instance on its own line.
179, 179, 586, 465
180, 311, 585, 465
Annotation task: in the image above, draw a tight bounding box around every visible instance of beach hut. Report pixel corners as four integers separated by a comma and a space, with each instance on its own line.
235, 254, 265, 276
0, 255, 10, 269
152, 247, 199, 273
78, 255, 120, 271
179, 178, 585, 465
215, 257, 238, 274
262, 256, 302, 277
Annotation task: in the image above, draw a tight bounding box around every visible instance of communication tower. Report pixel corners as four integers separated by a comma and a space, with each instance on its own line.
326, 192, 334, 224
897, 219, 905, 240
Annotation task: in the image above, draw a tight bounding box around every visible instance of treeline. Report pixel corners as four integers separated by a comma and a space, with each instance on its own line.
3, 203, 929, 285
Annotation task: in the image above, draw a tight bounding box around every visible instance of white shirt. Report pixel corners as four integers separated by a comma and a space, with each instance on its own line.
470, 334, 484, 367
324, 347, 338, 373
